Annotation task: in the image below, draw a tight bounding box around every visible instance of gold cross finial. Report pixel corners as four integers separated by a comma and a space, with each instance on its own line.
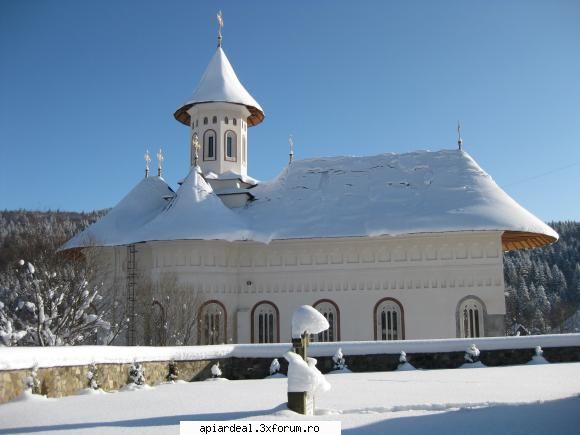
157, 149, 164, 176
217, 10, 224, 47
288, 135, 294, 164
457, 121, 463, 151
144, 149, 151, 178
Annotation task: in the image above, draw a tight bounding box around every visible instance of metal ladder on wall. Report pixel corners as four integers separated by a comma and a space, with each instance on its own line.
126, 244, 137, 345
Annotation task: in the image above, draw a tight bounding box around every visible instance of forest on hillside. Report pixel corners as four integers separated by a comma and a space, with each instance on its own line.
0, 210, 579, 340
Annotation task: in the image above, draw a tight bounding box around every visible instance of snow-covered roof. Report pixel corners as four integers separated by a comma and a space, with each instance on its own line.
63, 150, 558, 251
243, 150, 558, 250
61, 176, 174, 250
174, 47, 264, 127
125, 167, 253, 244
205, 170, 259, 185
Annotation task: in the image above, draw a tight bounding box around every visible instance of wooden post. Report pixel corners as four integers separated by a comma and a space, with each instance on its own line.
287, 334, 314, 415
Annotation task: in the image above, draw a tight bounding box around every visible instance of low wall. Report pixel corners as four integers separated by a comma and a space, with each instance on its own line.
1, 334, 579, 404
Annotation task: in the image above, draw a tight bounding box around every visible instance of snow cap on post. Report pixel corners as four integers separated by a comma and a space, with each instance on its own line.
291, 305, 329, 339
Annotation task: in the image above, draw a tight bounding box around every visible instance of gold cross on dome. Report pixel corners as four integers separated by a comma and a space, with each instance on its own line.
157, 149, 164, 176
217, 10, 224, 46
144, 149, 151, 177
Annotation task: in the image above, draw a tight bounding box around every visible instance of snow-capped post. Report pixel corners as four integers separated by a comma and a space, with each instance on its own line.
287, 305, 330, 415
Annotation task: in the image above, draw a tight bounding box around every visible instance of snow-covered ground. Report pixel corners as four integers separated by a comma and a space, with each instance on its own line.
1, 363, 579, 434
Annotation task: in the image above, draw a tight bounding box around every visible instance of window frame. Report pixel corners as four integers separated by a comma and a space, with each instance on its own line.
250, 301, 280, 343
197, 300, 227, 345
203, 129, 217, 161
224, 130, 237, 162
457, 297, 485, 338
312, 299, 340, 342
373, 297, 405, 340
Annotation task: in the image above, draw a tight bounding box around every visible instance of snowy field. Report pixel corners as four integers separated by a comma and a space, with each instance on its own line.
1, 363, 579, 434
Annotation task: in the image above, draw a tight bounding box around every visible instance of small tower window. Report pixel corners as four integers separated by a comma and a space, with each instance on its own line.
232, 118, 237, 126
212, 115, 217, 124
204, 130, 217, 161
203, 117, 208, 125
195, 119, 199, 127
224, 116, 229, 124
224, 130, 237, 161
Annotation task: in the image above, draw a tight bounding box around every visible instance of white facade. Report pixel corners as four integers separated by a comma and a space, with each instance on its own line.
104, 230, 507, 344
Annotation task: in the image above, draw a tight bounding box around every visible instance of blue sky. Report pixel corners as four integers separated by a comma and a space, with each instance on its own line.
1, 0, 579, 221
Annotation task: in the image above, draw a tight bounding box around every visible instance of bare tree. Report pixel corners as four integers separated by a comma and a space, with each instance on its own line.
143, 273, 204, 346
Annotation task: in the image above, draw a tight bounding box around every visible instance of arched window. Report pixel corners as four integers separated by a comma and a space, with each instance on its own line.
212, 115, 217, 124
224, 116, 229, 124
195, 119, 199, 127
224, 130, 237, 161
203, 130, 217, 161
312, 299, 340, 342
458, 297, 485, 338
251, 301, 279, 343
203, 117, 208, 125
374, 298, 404, 340
198, 301, 226, 345
232, 118, 237, 126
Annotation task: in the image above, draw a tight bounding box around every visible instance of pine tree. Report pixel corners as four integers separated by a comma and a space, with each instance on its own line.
166, 360, 178, 382
129, 362, 145, 385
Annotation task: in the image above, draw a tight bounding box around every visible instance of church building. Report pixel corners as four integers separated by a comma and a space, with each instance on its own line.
64, 18, 558, 346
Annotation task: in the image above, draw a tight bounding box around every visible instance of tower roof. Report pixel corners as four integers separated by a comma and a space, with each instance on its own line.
174, 47, 264, 127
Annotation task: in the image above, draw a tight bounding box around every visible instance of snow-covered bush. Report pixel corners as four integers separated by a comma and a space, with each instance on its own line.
166, 360, 179, 382
332, 348, 348, 371
0, 255, 122, 347
211, 362, 222, 378
87, 363, 99, 390
464, 344, 481, 364
397, 351, 416, 371
25, 364, 41, 394
269, 358, 280, 376
528, 346, 549, 365
399, 350, 408, 364
128, 362, 145, 385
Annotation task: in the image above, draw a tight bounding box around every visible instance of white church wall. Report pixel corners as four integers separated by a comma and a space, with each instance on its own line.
130, 231, 506, 344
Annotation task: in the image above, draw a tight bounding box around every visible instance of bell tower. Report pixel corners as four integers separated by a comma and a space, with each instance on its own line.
173, 11, 264, 182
